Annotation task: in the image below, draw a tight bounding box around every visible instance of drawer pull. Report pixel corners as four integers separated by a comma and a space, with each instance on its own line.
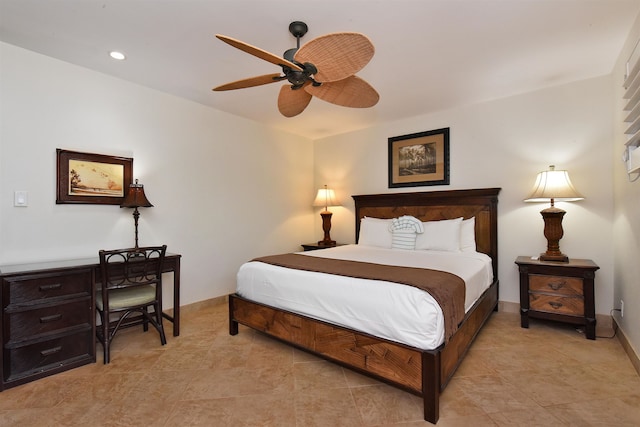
39, 283, 62, 291
40, 346, 62, 357
40, 314, 62, 323
548, 301, 563, 309
548, 280, 566, 291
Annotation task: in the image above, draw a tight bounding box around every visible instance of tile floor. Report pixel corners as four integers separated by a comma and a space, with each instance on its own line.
0, 301, 638, 426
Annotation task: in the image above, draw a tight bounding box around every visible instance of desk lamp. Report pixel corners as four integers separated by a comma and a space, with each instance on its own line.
120, 179, 153, 248
525, 165, 583, 262
313, 185, 339, 246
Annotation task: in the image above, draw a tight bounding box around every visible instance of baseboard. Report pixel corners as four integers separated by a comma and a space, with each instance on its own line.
166, 295, 228, 316
614, 318, 640, 376
499, 301, 519, 313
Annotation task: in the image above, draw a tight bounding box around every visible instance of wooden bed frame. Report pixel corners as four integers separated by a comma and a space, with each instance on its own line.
228, 188, 500, 424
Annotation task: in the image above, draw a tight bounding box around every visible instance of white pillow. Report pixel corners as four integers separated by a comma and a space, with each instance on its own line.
460, 217, 476, 252
358, 217, 393, 248
415, 217, 463, 252
389, 215, 424, 250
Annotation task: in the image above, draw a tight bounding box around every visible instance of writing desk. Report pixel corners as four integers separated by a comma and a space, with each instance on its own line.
0, 253, 181, 336
0, 253, 181, 390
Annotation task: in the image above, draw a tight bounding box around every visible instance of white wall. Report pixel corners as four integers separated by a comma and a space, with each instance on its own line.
1, 39, 625, 334
0, 42, 315, 307
314, 76, 614, 313
613, 15, 640, 358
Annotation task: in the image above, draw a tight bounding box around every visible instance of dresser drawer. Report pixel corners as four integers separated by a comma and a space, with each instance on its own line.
529, 293, 584, 316
3, 329, 93, 383
529, 274, 583, 296
3, 269, 92, 306
4, 298, 91, 342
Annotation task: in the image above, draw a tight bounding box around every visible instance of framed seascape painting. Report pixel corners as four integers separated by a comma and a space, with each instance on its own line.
388, 128, 450, 188
56, 149, 133, 205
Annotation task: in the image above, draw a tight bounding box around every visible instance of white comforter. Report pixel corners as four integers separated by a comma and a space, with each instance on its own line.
236, 244, 493, 350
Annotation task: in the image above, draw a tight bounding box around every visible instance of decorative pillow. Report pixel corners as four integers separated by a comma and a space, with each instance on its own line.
415, 217, 463, 252
460, 217, 476, 252
358, 217, 393, 248
389, 215, 424, 250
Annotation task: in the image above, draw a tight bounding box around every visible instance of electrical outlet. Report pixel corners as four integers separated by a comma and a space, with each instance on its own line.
621, 300, 624, 318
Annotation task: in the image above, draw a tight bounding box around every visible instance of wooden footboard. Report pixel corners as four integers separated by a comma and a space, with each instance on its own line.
229, 294, 424, 392
229, 279, 498, 424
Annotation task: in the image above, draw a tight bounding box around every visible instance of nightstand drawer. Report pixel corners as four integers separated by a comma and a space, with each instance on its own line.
4, 270, 92, 305
4, 298, 92, 341
529, 293, 584, 316
529, 274, 583, 296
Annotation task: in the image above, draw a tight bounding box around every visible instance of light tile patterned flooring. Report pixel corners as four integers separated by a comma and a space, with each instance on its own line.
0, 301, 639, 426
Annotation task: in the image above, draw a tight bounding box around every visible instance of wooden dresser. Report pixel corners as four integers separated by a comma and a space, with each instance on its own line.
515, 256, 599, 340
0, 260, 96, 390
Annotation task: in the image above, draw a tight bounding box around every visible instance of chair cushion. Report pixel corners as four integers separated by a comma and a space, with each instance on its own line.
96, 285, 156, 310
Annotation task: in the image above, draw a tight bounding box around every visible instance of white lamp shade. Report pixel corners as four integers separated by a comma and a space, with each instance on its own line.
524, 165, 584, 202
313, 187, 338, 209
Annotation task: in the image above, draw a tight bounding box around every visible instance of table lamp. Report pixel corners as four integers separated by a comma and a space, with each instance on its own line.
524, 165, 583, 262
313, 185, 339, 246
120, 179, 153, 248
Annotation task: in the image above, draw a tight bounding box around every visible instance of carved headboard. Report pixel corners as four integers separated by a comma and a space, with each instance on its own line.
352, 188, 500, 279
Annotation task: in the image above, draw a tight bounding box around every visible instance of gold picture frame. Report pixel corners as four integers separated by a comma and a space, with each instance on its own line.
388, 128, 450, 188
56, 149, 133, 205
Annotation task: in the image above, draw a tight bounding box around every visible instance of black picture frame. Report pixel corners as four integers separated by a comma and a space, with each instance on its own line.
388, 128, 450, 188
56, 149, 133, 205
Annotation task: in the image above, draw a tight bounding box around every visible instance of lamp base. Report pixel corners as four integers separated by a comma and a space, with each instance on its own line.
539, 206, 569, 263
539, 253, 569, 262
318, 211, 335, 247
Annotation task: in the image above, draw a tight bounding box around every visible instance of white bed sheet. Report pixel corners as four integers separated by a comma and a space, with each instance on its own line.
236, 244, 493, 350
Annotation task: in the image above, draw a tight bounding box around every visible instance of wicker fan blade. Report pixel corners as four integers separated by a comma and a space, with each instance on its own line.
278, 85, 312, 117
213, 73, 284, 91
294, 33, 374, 83
305, 76, 379, 108
216, 35, 303, 71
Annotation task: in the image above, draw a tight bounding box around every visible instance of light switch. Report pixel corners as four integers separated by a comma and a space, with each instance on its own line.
14, 191, 28, 207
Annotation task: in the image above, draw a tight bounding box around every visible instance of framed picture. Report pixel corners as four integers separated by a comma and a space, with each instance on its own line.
388, 128, 450, 188
56, 149, 133, 205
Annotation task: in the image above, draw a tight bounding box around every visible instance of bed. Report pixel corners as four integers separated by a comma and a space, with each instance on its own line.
228, 188, 500, 424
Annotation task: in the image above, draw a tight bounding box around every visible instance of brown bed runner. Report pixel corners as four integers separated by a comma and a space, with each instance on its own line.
252, 253, 465, 343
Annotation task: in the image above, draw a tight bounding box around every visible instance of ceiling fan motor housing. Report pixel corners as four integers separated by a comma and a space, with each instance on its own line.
284, 62, 319, 88
287, 70, 307, 87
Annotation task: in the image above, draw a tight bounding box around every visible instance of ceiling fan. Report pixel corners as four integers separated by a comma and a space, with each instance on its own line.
212, 21, 379, 117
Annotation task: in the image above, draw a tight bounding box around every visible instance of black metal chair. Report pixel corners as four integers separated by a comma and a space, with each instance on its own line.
96, 245, 167, 363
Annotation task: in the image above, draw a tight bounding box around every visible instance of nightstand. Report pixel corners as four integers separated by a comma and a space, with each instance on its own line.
301, 243, 344, 251
515, 256, 599, 340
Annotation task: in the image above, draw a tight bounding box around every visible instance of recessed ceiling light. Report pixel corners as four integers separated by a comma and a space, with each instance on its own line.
109, 51, 126, 60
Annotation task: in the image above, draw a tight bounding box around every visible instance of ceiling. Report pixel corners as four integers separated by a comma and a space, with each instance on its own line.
1, 0, 640, 140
